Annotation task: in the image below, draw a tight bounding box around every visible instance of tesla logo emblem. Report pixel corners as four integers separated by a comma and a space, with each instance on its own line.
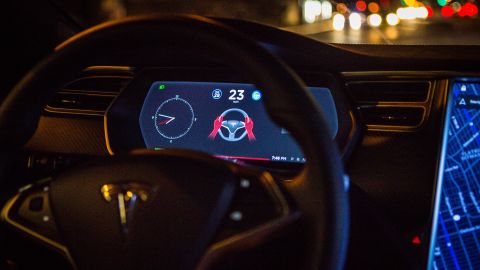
100, 182, 151, 234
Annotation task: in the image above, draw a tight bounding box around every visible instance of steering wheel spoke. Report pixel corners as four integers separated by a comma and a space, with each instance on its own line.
190, 163, 300, 268
1, 179, 70, 258
213, 171, 291, 241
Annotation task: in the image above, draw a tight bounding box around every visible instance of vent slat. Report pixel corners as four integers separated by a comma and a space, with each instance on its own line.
63, 76, 131, 94
46, 70, 132, 116
357, 106, 425, 127
48, 92, 116, 112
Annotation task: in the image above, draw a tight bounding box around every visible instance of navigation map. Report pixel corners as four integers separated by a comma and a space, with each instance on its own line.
432, 81, 480, 270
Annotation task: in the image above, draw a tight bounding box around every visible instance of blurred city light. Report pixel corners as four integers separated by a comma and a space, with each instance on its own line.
403, 0, 417, 7
299, 0, 477, 33
458, 2, 479, 17
415, 6, 429, 19
333, 13, 346, 30
349, 12, 362, 30
441, 5, 455, 16
356, 1, 367, 11
321, 1, 333, 19
397, 7, 417, 19
386, 12, 400, 25
367, 14, 383, 27
368, 2, 381, 13
469, 3, 478, 16
304, 0, 322, 23
380, 0, 391, 8
437, 0, 447, 7
336, 3, 348, 14
451, 2, 462, 12
426, 6, 434, 17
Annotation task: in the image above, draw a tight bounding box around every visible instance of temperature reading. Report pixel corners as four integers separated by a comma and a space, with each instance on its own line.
229, 89, 245, 103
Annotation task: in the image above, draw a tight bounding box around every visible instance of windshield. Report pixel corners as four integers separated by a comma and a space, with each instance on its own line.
60, 0, 480, 45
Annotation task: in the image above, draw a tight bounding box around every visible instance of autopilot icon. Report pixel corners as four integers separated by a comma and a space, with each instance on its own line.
208, 108, 256, 142
212, 89, 222, 100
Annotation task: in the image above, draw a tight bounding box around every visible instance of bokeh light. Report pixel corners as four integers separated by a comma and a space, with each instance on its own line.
303, 0, 322, 23
367, 13, 383, 27
458, 2, 478, 16
397, 7, 417, 19
321, 1, 333, 19
451, 2, 462, 12
415, 6, 429, 18
356, 1, 367, 12
441, 5, 455, 17
333, 13, 346, 31
368, 2, 381, 13
426, 6, 434, 17
336, 3, 348, 14
349, 12, 362, 30
403, 0, 417, 7
437, 0, 447, 7
386, 12, 400, 25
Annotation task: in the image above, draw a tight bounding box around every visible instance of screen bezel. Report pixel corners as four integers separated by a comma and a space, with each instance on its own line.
426, 78, 480, 269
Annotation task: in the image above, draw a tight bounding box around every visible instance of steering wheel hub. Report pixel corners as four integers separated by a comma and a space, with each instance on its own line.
49, 152, 236, 269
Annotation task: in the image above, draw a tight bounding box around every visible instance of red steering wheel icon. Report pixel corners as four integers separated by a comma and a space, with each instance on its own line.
208, 108, 255, 142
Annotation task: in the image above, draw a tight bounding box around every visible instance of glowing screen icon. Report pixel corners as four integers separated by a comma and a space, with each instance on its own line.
209, 108, 256, 142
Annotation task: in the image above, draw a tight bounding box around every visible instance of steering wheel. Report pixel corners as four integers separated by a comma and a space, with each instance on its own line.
0, 16, 349, 270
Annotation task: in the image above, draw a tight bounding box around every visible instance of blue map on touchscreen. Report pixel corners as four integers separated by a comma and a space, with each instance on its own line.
431, 81, 480, 270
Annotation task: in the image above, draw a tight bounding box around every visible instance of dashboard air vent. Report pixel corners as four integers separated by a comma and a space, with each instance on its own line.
345, 80, 434, 131
346, 81, 430, 103
45, 67, 133, 116
356, 106, 425, 127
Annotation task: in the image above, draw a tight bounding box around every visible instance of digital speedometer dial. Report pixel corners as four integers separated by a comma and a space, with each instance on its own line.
154, 95, 195, 141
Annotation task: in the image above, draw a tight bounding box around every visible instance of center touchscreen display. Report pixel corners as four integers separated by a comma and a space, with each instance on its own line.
429, 80, 480, 269
139, 81, 338, 163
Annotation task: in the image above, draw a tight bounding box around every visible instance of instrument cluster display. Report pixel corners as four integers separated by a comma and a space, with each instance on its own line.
139, 81, 337, 163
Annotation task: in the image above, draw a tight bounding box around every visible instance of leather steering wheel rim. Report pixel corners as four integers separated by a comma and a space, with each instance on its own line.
0, 15, 349, 270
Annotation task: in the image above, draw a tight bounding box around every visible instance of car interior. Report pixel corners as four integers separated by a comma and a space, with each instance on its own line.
1, 1, 479, 270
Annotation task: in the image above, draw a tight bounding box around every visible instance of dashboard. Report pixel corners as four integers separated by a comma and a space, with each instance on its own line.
15, 18, 480, 270
98, 71, 480, 269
